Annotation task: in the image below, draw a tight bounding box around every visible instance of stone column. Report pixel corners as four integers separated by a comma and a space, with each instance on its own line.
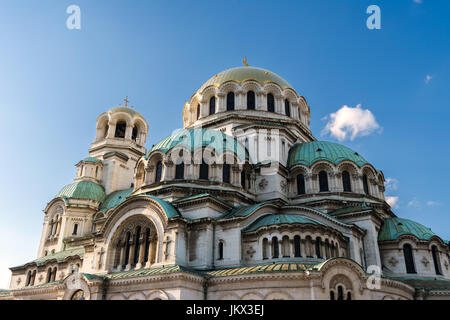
118, 243, 126, 271
106, 122, 116, 139
125, 125, 133, 140
137, 237, 146, 269
126, 238, 135, 271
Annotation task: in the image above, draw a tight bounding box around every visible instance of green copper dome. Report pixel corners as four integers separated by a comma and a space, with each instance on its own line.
147, 128, 247, 160
56, 181, 106, 202
378, 217, 438, 242
288, 141, 369, 168
199, 66, 294, 93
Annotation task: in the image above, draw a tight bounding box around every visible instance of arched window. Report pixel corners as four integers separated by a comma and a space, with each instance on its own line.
124, 232, 131, 268
294, 235, 301, 257
432, 246, 442, 275
272, 237, 279, 258
222, 163, 230, 184
403, 244, 416, 274
51, 267, 57, 282
209, 97, 216, 115
46, 268, 52, 283
337, 286, 344, 300
72, 223, 78, 235
155, 161, 162, 182
143, 228, 151, 263
132, 126, 138, 141
319, 171, 329, 192
114, 121, 126, 138
315, 237, 322, 258
25, 271, 31, 286
175, 162, 184, 180
199, 160, 209, 180
342, 171, 352, 192
227, 92, 235, 111
262, 238, 269, 259
241, 170, 246, 189
285, 99, 290, 116
363, 174, 370, 195
297, 174, 306, 195
267, 93, 275, 112
247, 91, 255, 110
347, 292, 352, 300
196, 104, 201, 120
133, 227, 141, 265
218, 241, 224, 260
330, 291, 335, 300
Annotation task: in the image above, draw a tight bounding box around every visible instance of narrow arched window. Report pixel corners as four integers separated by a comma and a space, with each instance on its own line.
209, 97, 216, 115
247, 91, 255, 110
72, 223, 78, 235
297, 174, 306, 195
403, 244, 416, 274
272, 237, 279, 258
222, 163, 230, 184
347, 292, 352, 300
133, 226, 141, 265
337, 286, 344, 300
285, 99, 290, 116
199, 160, 209, 180
241, 170, 246, 189
143, 228, 151, 263
196, 104, 201, 120
330, 291, 335, 300
46, 268, 52, 283
267, 93, 275, 112
175, 162, 184, 180
155, 161, 162, 182
132, 126, 138, 141
124, 232, 131, 267
294, 235, 301, 257
432, 246, 442, 275
262, 238, 268, 259
315, 237, 322, 258
25, 271, 31, 286
218, 241, 224, 260
319, 171, 329, 192
114, 121, 126, 138
227, 92, 235, 111
363, 174, 370, 195
342, 171, 352, 192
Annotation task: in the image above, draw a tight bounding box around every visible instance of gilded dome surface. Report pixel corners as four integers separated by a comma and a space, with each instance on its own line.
288, 141, 369, 168
198, 66, 294, 93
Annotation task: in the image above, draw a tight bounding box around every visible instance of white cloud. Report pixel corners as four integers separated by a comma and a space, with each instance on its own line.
413, 0, 423, 3
408, 197, 420, 208
425, 75, 433, 84
385, 178, 399, 191
322, 104, 381, 141
386, 196, 399, 209
427, 201, 441, 206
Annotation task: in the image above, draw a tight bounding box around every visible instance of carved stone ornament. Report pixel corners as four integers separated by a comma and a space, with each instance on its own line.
388, 256, 399, 267
259, 179, 268, 191
421, 256, 430, 267
247, 247, 256, 258
445, 260, 449, 270
16, 278, 21, 285
280, 180, 287, 192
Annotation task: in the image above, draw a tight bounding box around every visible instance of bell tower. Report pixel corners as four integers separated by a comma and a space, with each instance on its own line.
89, 99, 149, 194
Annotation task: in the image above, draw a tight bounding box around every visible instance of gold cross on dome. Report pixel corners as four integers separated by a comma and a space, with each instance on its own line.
124, 96, 129, 107
242, 57, 249, 67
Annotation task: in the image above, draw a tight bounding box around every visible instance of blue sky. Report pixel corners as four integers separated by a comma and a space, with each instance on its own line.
0, 0, 449, 288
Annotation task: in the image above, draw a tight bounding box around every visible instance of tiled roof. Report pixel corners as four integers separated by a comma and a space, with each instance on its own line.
242, 214, 321, 233
105, 265, 202, 280
56, 181, 105, 202
205, 263, 315, 277
147, 128, 247, 160
133, 195, 181, 218
99, 187, 134, 212
219, 202, 269, 220
378, 217, 440, 242
388, 277, 450, 291
288, 141, 369, 168
329, 203, 372, 216
82, 157, 101, 164
12, 248, 84, 269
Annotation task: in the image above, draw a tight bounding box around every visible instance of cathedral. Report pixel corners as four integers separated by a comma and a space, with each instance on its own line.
2, 65, 450, 300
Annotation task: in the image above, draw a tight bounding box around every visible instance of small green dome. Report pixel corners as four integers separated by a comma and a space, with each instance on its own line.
378, 217, 438, 242
148, 128, 247, 160
288, 141, 369, 168
56, 181, 105, 202
99, 188, 134, 212
82, 157, 101, 164
242, 214, 321, 233
199, 66, 294, 93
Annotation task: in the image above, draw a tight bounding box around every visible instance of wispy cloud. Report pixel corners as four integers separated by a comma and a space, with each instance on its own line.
385, 178, 399, 191
425, 74, 433, 84
427, 201, 441, 206
413, 0, 423, 4
408, 197, 420, 208
322, 104, 381, 141
386, 196, 400, 209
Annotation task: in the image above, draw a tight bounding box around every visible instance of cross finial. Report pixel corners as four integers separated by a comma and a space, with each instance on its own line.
242, 57, 249, 67
124, 96, 129, 107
